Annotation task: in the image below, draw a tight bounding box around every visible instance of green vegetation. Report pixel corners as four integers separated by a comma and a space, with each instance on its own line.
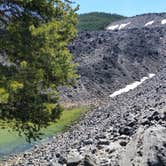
77, 12, 126, 31
0, 0, 78, 141
0, 107, 88, 156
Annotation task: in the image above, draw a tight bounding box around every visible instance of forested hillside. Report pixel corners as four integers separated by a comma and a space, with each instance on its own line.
77, 12, 126, 31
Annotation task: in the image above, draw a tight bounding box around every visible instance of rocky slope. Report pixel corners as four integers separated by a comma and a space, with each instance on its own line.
6, 64, 166, 166
59, 25, 166, 107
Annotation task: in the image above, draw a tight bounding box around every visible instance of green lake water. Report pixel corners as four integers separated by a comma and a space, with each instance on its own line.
0, 107, 87, 158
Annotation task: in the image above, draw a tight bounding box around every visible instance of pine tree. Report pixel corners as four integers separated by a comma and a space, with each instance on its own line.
0, 0, 78, 141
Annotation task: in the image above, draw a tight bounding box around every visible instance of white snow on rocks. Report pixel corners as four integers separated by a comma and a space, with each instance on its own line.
145, 21, 154, 26
161, 19, 166, 25
107, 25, 119, 30
110, 73, 155, 98
119, 22, 131, 30
107, 22, 131, 30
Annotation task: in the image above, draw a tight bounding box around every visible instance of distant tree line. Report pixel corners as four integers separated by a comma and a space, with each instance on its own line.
77, 12, 126, 31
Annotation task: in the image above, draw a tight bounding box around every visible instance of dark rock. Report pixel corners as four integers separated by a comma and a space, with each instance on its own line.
56, 153, 60, 158
141, 118, 151, 126
91, 148, 97, 154
84, 155, 97, 166
119, 126, 133, 136
147, 111, 160, 121
58, 156, 67, 165
119, 140, 128, 146
98, 139, 110, 145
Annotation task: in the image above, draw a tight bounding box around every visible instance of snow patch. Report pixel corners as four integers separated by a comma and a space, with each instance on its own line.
107, 22, 130, 30
119, 22, 131, 30
107, 25, 119, 30
145, 21, 154, 26
110, 73, 155, 98
161, 19, 166, 25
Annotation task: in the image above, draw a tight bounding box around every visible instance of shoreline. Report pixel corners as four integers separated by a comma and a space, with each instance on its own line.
0, 106, 91, 165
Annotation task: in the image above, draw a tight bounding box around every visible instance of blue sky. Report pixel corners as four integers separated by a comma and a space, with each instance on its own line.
76, 0, 166, 16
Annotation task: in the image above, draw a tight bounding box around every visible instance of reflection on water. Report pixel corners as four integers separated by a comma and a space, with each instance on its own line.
0, 108, 87, 159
